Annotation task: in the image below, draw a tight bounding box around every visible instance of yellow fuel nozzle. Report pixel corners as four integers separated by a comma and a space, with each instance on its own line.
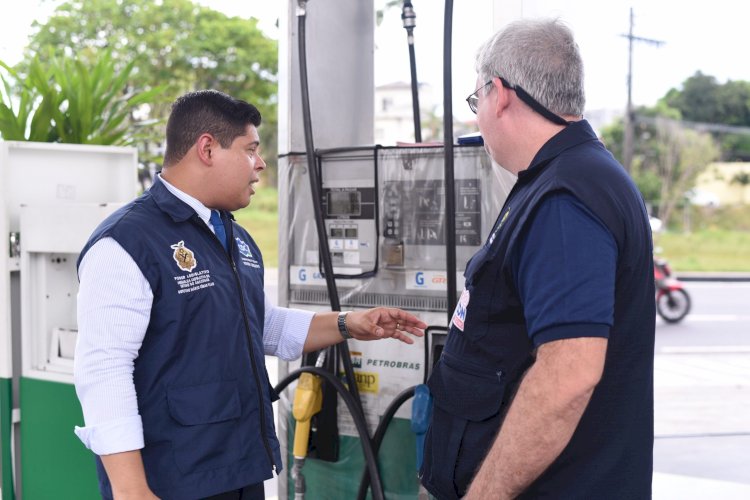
292, 372, 324, 458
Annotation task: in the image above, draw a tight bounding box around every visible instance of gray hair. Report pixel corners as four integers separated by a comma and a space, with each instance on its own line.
475, 18, 585, 116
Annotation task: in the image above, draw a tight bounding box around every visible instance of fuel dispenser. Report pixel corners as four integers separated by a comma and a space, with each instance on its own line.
277, 144, 515, 498
275, 1, 518, 498
0, 141, 137, 499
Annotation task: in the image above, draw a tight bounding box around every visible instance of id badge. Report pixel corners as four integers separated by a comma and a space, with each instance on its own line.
450, 288, 470, 332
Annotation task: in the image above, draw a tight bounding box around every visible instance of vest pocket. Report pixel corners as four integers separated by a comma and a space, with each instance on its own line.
424, 355, 507, 497
167, 380, 244, 474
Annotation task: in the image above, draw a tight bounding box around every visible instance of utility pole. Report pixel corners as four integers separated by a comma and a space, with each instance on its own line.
621, 7, 664, 173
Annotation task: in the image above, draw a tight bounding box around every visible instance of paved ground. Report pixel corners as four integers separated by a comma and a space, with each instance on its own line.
263, 269, 750, 499
652, 352, 750, 498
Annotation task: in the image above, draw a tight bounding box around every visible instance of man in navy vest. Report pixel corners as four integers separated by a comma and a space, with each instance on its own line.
74, 90, 426, 500
419, 19, 655, 499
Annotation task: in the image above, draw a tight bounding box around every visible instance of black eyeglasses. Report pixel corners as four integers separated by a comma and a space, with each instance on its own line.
466, 76, 570, 126
466, 80, 493, 114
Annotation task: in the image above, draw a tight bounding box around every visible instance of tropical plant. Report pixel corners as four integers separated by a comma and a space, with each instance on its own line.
0, 58, 62, 141
50, 53, 164, 145
0, 51, 163, 145
25, 0, 279, 182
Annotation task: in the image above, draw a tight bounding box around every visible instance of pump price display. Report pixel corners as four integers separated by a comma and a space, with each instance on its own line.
321, 187, 375, 219
326, 190, 361, 216
384, 179, 481, 246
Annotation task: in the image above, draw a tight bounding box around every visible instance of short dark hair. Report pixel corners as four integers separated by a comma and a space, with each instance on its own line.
163, 90, 262, 167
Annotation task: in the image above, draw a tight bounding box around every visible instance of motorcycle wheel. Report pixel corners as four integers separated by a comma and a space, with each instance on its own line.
656, 289, 691, 323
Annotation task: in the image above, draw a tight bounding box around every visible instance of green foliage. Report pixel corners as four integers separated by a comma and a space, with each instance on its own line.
633, 169, 662, 206
0, 58, 63, 141
54, 53, 164, 145
660, 72, 750, 160
601, 106, 720, 225
24, 0, 279, 181
662, 72, 722, 123
653, 122, 720, 225
1, 52, 161, 144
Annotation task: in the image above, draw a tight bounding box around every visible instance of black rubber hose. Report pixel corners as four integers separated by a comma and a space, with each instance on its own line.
274, 367, 385, 500
297, 3, 365, 417
355, 386, 417, 500
402, 1, 422, 142
443, 0, 457, 321
408, 42, 422, 143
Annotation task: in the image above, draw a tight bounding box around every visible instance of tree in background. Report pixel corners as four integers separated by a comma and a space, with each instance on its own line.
651, 118, 720, 226
602, 103, 719, 226
23, 0, 279, 185
661, 72, 750, 160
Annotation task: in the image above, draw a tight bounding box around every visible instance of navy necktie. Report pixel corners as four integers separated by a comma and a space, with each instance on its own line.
209, 210, 228, 252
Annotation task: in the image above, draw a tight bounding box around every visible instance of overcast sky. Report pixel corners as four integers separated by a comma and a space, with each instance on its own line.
2, 0, 747, 122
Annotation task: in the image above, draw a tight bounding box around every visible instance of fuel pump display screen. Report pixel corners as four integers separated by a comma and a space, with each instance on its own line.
384, 179, 481, 246
327, 190, 361, 216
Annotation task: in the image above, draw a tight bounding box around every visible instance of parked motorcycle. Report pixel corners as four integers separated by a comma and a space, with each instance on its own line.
654, 257, 691, 323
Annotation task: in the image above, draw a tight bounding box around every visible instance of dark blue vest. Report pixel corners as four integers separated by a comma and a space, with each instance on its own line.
78, 178, 281, 500
421, 121, 655, 499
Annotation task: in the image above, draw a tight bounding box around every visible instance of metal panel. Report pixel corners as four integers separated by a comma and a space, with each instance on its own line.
279, 1, 374, 153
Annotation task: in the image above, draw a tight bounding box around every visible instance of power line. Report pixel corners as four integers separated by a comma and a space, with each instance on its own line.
635, 115, 750, 136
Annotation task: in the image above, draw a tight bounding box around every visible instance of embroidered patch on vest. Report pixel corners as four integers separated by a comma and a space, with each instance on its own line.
451, 288, 470, 332
235, 237, 261, 269
171, 240, 197, 272
235, 237, 253, 258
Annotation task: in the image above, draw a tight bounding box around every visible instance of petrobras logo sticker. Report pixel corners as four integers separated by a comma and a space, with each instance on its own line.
406, 270, 448, 291
451, 288, 470, 332
350, 351, 363, 369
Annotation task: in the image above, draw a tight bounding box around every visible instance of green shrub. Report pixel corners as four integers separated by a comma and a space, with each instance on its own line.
0, 51, 163, 145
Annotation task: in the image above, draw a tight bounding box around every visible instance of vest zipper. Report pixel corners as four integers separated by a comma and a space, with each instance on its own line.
197, 214, 279, 473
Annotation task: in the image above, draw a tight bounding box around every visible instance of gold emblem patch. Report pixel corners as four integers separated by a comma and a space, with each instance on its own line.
171, 241, 197, 272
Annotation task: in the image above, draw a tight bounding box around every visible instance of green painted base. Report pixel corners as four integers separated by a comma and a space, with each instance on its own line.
20, 377, 99, 500
1, 377, 14, 500
287, 417, 420, 500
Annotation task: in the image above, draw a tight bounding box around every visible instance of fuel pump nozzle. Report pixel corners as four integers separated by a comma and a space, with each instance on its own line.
292, 352, 326, 499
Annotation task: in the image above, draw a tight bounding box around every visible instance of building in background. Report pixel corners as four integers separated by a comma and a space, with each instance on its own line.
374, 81, 481, 145
693, 162, 750, 206
375, 81, 436, 145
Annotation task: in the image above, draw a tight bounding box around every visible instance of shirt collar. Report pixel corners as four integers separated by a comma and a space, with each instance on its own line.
517, 119, 599, 183
149, 174, 213, 225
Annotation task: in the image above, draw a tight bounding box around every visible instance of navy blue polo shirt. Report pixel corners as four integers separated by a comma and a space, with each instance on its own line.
420, 120, 655, 500
512, 192, 617, 346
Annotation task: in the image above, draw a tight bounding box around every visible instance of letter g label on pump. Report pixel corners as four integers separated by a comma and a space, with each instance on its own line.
451, 288, 470, 331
